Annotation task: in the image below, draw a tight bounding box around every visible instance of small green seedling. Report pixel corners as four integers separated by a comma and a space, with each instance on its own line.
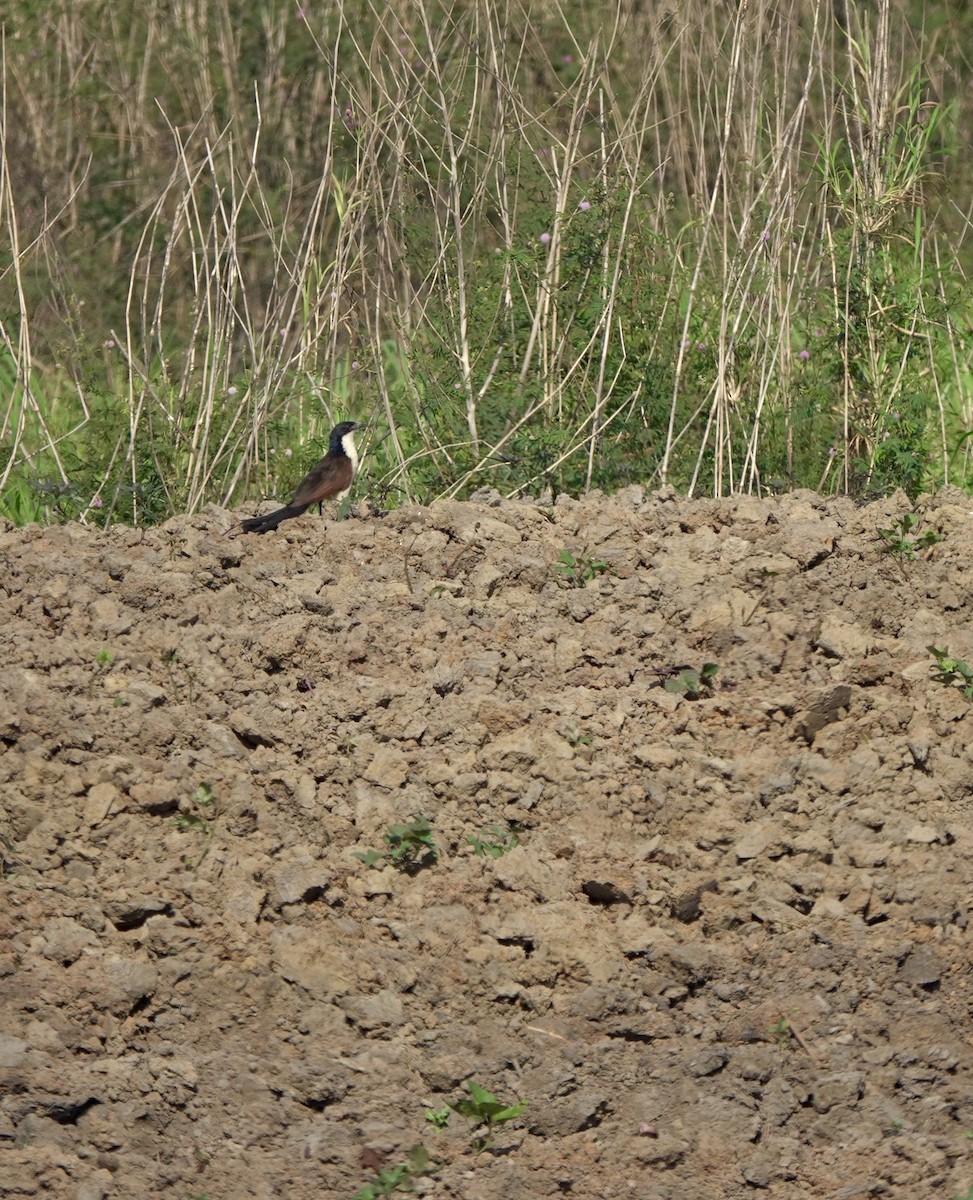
424, 1105, 452, 1131
466, 823, 521, 859
449, 1080, 528, 1153
663, 662, 719, 699
350, 1145, 433, 1199
928, 646, 973, 701
172, 783, 216, 868
556, 548, 614, 588
877, 512, 942, 564
355, 816, 437, 873
769, 1016, 792, 1051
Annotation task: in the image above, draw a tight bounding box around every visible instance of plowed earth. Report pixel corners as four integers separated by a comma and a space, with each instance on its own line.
2, 485, 973, 1200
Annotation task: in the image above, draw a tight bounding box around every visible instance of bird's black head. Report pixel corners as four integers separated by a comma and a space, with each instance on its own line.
329, 421, 360, 451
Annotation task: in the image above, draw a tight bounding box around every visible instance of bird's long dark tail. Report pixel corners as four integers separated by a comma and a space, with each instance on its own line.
239, 503, 310, 534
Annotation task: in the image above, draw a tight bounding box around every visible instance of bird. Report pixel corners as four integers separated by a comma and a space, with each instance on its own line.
238, 421, 361, 534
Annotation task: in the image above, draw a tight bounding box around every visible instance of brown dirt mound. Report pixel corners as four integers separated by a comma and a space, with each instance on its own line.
2, 486, 973, 1200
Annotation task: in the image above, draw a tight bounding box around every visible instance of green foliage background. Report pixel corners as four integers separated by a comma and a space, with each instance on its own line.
1, 0, 972, 524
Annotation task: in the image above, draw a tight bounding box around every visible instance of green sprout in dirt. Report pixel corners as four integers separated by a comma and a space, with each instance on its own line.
350, 1144, 434, 1200
448, 1080, 528, 1153
556, 548, 614, 588
769, 1016, 793, 1051
877, 511, 942, 565
172, 783, 216, 868
355, 816, 437, 873
662, 662, 719, 699
424, 1105, 452, 1132
928, 646, 973, 701
466, 823, 522, 859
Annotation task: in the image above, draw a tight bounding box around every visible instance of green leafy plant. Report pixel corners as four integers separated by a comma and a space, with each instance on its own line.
928, 646, 973, 701
769, 1016, 793, 1051
350, 1145, 434, 1200
172, 783, 216, 868
662, 662, 720, 699
466, 823, 521, 859
424, 1105, 452, 1132
448, 1080, 528, 1153
556, 548, 614, 588
877, 511, 942, 563
355, 817, 437, 873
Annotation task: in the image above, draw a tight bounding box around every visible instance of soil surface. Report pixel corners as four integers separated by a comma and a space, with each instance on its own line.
3, 485, 973, 1200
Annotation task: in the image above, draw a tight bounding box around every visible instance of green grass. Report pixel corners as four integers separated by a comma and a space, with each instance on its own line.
2, 0, 973, 525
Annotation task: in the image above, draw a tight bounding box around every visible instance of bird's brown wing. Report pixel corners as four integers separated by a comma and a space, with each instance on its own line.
290, 456, 354, 507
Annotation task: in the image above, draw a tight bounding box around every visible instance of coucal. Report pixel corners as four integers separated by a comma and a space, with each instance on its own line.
239, 421, 361, 534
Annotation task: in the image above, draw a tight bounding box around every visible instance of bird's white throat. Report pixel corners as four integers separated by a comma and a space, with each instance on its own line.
341, 430, 360, 476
